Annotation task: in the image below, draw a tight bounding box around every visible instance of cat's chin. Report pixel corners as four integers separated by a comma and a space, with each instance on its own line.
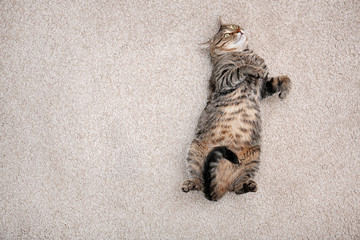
234, 33, 244, 44
232, 33, 248, 50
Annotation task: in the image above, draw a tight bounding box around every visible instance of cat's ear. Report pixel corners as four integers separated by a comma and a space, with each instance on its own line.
199, 39, 211, 49
218, 16, 225, 28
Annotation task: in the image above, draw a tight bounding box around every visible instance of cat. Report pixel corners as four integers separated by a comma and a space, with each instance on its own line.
181, 18, 291, 201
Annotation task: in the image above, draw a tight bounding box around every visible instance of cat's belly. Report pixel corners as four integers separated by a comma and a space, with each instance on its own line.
209, 99, 261, 150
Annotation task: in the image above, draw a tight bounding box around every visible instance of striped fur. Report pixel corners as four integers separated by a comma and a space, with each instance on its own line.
181, 21, 291, 201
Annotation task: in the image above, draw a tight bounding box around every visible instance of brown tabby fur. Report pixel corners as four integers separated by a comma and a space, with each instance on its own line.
181, 19, 291, 201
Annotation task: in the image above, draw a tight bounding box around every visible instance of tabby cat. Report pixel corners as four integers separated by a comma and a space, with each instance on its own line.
181, 19, 291, 201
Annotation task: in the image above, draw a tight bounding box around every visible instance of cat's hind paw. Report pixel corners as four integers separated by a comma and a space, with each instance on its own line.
235, 180, 258, 194
181, 179, 202, 192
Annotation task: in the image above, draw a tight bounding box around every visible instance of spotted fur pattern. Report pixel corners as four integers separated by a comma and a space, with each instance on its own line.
181, 20, 291, 201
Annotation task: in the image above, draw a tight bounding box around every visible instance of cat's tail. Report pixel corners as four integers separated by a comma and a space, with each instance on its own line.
203, 146, 240, 201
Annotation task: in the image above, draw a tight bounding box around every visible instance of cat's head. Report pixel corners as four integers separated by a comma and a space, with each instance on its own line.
205, 18, 248, 56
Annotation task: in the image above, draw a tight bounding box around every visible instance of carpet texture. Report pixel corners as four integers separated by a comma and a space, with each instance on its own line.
1, 0, 359, 239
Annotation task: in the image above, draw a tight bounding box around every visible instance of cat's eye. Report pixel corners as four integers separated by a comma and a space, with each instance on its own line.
232, 25, 238, 29
224, 33, 230, 38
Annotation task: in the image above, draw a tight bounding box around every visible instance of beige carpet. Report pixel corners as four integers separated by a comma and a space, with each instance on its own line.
1, 0, 359, 239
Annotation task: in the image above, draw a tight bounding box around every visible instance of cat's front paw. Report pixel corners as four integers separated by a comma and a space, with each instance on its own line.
181, 179, 202, 192
279, 75, 291, 99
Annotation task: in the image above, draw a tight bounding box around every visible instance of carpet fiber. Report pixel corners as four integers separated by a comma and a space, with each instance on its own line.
1, 0, 359, 239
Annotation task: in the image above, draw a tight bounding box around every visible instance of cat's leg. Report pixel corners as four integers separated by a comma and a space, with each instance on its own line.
239, 65, 268, 80
181, 140, 206, 192
230, 145, 260, 194
217, 65, 268, 93
261, 75, 291, 99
